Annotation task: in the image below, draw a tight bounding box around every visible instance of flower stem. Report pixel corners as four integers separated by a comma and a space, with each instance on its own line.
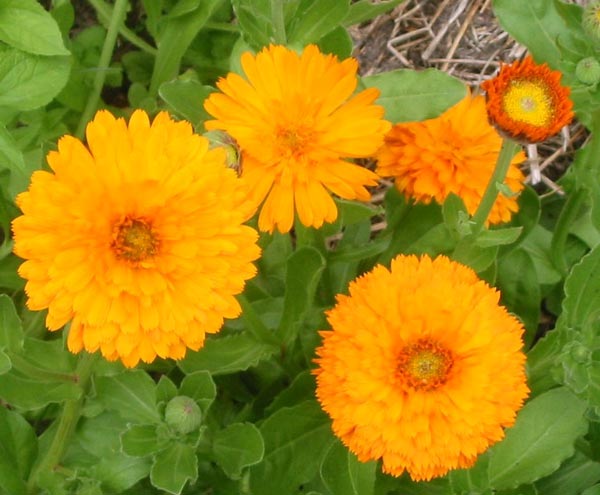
87, 0, 157, 55
238, 294, 280, 347
470, 138, 521, 234
550, 188, 586, 275
26, 353, 98, 494
270, 0, 286, 44
76, 0, 129, 139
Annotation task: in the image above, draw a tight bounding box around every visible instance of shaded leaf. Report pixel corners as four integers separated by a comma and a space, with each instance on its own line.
362, 68, 466, 123
212, 422, 264, 478
178, 333, 276, 376
95, 370, 160, 424
321, 440, 376, 495
0, 294, 24, 352
488, 387, 588, 489
250, 400, 334, 495
150, 442, 198, 495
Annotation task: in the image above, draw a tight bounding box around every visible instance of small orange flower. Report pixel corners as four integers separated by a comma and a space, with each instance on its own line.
204, 44, 391, 233
481, 56, 573, 143
314, 255, 529, 481
376, 94, 526, 225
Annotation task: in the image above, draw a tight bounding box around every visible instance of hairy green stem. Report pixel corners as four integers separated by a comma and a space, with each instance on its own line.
76, 0, 129, 139
87, 0, 157, 55
470, 138, 520, 234
26, 353, 97, 494
270, 0, 287, 44
550, 188, 586, 275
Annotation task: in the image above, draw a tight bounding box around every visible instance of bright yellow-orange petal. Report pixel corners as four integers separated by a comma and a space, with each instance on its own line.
376, 93, 526, 225
12, 109, 260, 367
314, 254, 529, 481
204, 44, 391, 233
481, 56, 574, 143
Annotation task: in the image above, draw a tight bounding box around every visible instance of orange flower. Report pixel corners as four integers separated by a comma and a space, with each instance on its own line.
481, 56, 574, 143
12, 110, 260, 367
314, 254, 529, 481
204, 44, 391, 233
376, 94, 526, 224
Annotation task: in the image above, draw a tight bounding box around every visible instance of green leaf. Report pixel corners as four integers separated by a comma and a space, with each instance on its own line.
212, 422, 265, 478
492, 0, 567, 68
497, 249, 541, 347
558, 244, 600, 329
475, 227, 523, 248
0, 406, 37, 481
178, 370, 216, 414
0, 0, 69, 56
121, 425, 165, 457
317, 25, 353, 58
0, 125, 28, 198
321, 440, 376, 495
0, 294, 24, 352
535, 451, 600, 495
488, 387, 588, 489
584, 485, 600, 495
178, 333, 276, 376
265, 370, 317, 415
286, 0, 349, 45
521, 225, 562, 285
0, 370, 81, 409
0, 45, 70, 111
150, 442, 198, 495
361, 68, 466, 123
156, 375, 178, 405
278, 247, 326, 346
449, 453, 491, 494
149, 0, 222, 94
343, 0, 405, 26
250, 400, 334, 495
158, 80, 213, 126
95, 370, 161, 424
93, 454, 151, 493
231, 0, 272, 49
452, 242, 499, 273
0, 350, 11, 374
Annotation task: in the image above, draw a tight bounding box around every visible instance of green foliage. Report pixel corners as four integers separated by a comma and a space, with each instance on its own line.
362, 69, 467, 123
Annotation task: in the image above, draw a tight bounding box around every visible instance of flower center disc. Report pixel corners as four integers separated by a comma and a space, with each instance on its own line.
501, 80, 554, 127
112, 217, 159, 262
397, 339, 453, 391
276, 124, 313, 157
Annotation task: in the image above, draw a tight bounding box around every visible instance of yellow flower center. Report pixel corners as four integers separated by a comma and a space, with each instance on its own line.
276, 124, 314, 157
501, 79, 554, 127
397, 339, 453, 391
111, 217, 159, 262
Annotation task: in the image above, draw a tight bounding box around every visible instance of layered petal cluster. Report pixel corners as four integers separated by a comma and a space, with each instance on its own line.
12, 110, 260, 367
314, 254, 529, 481
376, 94, 525, 224
204, 44, 391, 233
481, 56, 574, 143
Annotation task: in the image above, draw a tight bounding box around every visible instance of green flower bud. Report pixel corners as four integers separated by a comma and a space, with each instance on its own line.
164, 396, 202, 434
583, 1, 600, 44
204, 130, 242, 175
576, 57, 600, 85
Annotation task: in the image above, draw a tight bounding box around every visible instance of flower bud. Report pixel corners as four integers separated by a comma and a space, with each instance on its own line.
164, 396, 202, 434
576, 57, 600, 85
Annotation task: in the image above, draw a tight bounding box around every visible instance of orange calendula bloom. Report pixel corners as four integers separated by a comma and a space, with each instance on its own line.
481, 55, 574, 143
204, 44, 391, 233
314, 255, 529, 481
12, 110, 260, 367
376, 94, 526, 224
